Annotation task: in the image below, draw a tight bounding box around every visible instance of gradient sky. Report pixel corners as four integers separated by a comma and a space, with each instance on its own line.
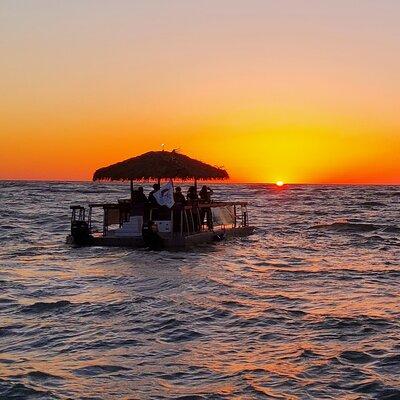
1, 0, 399, 183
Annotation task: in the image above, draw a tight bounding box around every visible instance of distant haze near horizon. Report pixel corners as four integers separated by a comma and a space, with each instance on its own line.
1, 179, 399, 187
1, 0, 399, 184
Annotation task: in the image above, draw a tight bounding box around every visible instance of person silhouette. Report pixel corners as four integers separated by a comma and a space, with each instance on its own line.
186, 186, 198, 203
174, 186, 186, 205
199, 185, 213, 203
148, 183, 160, 205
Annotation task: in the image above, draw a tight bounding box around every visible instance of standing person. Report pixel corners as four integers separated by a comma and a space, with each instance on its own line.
135, 187, 148, 204
148, 183, 160, 205
131, 186, 148, 218
186, 186, 199, 232
199, 185, 213, 203
147, 183, 161, 221
174, 187, 186, 205
199, 185, 213, 229
186, 186, 198, 203
173, 187, 186, 233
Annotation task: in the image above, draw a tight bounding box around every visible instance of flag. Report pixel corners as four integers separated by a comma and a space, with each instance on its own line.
153, 181, 175, 208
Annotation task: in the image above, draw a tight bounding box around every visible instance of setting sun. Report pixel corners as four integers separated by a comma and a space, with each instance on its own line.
276, 181, 284, 187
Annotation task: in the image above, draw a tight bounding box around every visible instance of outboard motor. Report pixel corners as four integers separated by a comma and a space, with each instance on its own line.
142, 220, 164, 250
71, 220, 91, 245
70, 205, 91, 245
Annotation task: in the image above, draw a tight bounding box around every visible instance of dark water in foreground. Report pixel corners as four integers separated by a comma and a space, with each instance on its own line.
1, 181, 400, 399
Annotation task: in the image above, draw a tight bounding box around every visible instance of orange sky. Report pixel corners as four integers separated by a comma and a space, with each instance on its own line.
1, 1, 399, 183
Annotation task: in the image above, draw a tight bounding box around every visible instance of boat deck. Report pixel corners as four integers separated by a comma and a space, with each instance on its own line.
68, 200, 254, 249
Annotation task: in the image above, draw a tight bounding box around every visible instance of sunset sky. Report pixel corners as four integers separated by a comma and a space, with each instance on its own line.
1, 0, 399, 183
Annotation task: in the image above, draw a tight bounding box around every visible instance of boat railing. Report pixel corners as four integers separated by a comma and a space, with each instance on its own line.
72, 201, 248, 238
70, 205, 86, 222
178, 201, 248, 237
87, 203, 131, 235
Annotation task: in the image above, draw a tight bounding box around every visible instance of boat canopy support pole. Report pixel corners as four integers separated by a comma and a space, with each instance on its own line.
130, 179, 134, 202
180, 210, 183, 236
170, 209, 174, 239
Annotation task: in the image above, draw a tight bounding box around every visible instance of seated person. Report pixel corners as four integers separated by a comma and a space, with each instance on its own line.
199, 185, 213, 203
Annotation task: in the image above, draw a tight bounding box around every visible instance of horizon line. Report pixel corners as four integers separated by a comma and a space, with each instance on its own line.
1, 179, 399, 186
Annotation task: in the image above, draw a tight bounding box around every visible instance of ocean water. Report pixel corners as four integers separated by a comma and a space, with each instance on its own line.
0, 181, 399, 400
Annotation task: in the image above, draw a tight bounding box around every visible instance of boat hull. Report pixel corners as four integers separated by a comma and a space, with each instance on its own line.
67, 226, 255, 249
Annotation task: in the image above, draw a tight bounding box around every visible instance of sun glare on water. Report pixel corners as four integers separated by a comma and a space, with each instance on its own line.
276, 181, 284, 187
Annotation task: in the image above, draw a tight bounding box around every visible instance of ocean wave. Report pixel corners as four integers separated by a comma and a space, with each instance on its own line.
310, 221, 400, 233
312, 315, 394, 335
377, 388, 400, 400
161, 328, 203, 343
376, 354, 400, 370
20, 300, 72, 314
0, 324, 24, 338
76, 300, 129, 317
382, 225, 400, 233
311, 222, 379, 232
338, 350, 374, 364
13, 370, 63, 381
74, 364, 130, 377
0, 379, 57, 400
360, 201, 386, 207
346, 379, 383, 394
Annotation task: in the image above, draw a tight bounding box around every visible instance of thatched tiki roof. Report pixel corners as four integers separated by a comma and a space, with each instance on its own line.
93, 151, 229, 182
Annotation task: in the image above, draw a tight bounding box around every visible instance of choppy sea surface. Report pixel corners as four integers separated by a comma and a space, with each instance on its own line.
1, 181, 400, 400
